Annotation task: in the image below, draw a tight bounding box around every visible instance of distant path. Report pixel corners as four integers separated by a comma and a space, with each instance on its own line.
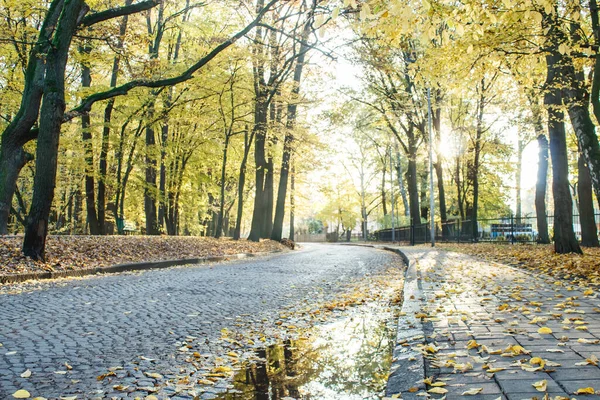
0, 243, 400, 399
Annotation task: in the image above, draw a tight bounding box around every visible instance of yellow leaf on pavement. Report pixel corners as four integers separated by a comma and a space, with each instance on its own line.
12, 390, 30, 399
462, 388, 483, 395
538, 327, 553, 334
428, 387, 448, 394
575, 388, 595, 395
532, 380, 547, 392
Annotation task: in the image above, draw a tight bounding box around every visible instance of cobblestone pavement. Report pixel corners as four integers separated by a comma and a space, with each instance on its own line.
0, 243, 401, 399
391, 248, 600, 400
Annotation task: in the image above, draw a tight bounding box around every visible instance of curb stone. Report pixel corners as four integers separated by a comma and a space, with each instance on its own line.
0, 250, 283, 285
339, 243, 426, 399
380, 246, 426, 400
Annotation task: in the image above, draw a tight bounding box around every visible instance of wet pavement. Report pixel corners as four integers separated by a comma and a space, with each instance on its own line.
388, 247, 600, 400
0, 243, 403, 399
215, 299, 398, 399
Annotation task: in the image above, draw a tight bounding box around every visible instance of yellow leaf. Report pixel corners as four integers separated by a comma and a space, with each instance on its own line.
575, 388, 595, 395
12, 390, 30, 399
486, 367, 505, 373
146, 396, 159, 400
144, 372, 163, 379
462, 388, 483, 395
428, 387, 448, 394
20, 370, 31, 378
430, 382, 446, 387
538, 327, 553, 334
532, 380, 547, 392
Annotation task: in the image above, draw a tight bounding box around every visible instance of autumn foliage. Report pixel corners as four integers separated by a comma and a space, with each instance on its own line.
0, 236, 286, 276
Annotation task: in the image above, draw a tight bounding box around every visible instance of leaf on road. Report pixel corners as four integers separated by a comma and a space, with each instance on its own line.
12, 390, 30, 399
428, 387, 448, 394
575, 388, 595, 395
20, 369, 31, 378
532, 380, 547, 392
462, 388, 483, 395
538, 327, 553, 334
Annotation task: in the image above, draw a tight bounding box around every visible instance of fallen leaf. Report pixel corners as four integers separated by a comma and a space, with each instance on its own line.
538, 327, 553, 334
462, 388, 483, 395
575, 388, 595, 395
12, 390, 30, 399
532, 380, 547, 392
20, 370, 31, 378
428, 387, 448, 394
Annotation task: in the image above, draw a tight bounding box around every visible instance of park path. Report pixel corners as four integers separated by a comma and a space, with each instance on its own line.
388, 247, 600, 400
0, 243, 402, 399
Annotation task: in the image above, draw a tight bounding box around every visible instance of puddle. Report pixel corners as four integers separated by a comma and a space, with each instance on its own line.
214, 301, 399, 399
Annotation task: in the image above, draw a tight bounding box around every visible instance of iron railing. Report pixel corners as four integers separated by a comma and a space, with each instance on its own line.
373, 213, 600, 245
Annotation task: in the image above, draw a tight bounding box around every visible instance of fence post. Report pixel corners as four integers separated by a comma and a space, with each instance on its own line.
410, 222, 415, 246
510, 214, 515, 244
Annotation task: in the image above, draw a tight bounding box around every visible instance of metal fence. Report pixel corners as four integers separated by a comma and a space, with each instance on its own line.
373, 213, 600, 245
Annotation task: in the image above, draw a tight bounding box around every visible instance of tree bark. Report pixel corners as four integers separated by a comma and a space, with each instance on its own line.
535, 134, 550, 243
542, 10, 582, 254
406, 128, 421, 226
234, 127, 253, 240
248, 94, 268, 242
289, 163, 295, 241
395, 146, 410, 217
0, 0, 64, 234
432, 102, 448, 236
578, 154, 599, 246
23, 0, 85, 260
80, 49, 102, 235
271, 22, 310, 241
215, 134, 230, 238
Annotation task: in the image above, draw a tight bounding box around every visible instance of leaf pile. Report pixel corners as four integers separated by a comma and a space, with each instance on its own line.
0, 236, 286, 276
434, 243, 600, 287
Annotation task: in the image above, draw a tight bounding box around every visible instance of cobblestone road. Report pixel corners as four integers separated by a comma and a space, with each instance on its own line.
0, 243, 401, 399
391, 248, 600, 400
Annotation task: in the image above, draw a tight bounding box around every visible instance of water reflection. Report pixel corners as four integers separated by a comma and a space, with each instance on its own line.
216, 303, 397, 399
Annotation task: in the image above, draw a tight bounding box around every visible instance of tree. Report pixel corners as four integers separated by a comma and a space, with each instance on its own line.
10, 0, 279, 259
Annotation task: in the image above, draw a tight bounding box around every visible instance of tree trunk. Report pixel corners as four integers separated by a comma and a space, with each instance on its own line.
23, 0, 84, 260
535, 134, 550, 243
215, 134, 230, 238
543, 10, 582, 254
395, 147, 410, 217
381, 159, 388, 218
0, 0, 63, 234
248, 94, 269, 242
432, 103, 448, 236
578, 154, 599, 246
234, 127, 253, 240
289, 163, 295, 241
406, 128, 421, 226
263, 155, 274, 238
271, 25, 309, 241
145, 122, 159, 235
419, 168, 428, 220
80, 54, 101, 235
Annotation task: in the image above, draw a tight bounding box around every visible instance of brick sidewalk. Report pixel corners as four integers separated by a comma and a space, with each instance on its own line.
387, 248, 600, 400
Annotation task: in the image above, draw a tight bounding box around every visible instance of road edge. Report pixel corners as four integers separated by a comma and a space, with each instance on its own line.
0, 250, 284, 285
380, 246, 426, 399
340, 243, 426, 399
